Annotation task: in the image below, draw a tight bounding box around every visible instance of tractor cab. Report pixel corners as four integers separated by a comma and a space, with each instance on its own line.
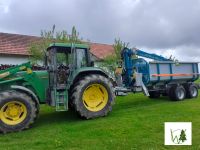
45, 43, 91, 110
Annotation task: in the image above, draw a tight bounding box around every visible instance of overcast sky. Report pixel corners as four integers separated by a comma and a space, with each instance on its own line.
0, 0, 200, 61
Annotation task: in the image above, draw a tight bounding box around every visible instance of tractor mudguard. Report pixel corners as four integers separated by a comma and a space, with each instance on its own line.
71, 67, 111, 86
11, 85, 40, 111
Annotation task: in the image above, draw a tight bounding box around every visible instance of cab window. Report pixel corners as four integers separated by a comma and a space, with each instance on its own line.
76, 49, 87, 68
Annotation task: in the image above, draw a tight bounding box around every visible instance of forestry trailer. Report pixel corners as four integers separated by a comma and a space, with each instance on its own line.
115, 47, 199, 100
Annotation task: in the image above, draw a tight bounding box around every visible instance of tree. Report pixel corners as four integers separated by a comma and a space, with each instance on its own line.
99, 38, 129, 72
179, 129, 187, 143
28, 25, 83, 64
96, 38, 129, 80
113, 38, 129, 60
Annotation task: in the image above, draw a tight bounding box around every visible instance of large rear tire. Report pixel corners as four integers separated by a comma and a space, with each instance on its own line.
71, 74, 115, 119
184, 84, 198, 99
169, 85, 186, 101
0, 91, 37, 133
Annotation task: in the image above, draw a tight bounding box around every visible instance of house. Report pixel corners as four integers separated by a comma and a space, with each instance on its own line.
0, 32, 114, 65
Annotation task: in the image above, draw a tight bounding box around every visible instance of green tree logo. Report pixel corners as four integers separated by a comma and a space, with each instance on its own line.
179, 129, 187, 142
171, 129, 187, 144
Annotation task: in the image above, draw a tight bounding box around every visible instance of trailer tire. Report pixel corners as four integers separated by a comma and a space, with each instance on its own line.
169, 85, 186, 101
149, 91, 160, 99
184, 84, 198, 99
0, 91, 37, 133
71, 74, 115, 119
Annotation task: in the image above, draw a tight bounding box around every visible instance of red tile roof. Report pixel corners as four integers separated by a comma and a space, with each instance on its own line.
0, 32, 41, 56
0, 32, 114, 59
90, 43, 114, 59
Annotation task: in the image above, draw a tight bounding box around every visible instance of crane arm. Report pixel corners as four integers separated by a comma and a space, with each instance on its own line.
134, 49, 171, 61
123, 48, 171, 61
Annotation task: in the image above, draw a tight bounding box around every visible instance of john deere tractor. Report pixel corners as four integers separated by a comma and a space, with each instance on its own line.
0, 43, 115, 133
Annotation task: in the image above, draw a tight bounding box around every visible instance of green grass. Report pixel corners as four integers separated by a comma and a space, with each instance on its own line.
196, 79, 200, 83
1, 92, 200, 150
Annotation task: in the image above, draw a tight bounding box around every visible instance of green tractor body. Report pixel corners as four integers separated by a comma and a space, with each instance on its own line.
0, 43, 115, 133
0, 63, 49, 103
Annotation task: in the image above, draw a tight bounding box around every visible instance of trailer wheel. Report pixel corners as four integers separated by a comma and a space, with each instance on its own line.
71, 74, 115, 119
169, 85, 186, 101
0, 91, 37, 133
184, 84, 198, 98
149, 91, 160, 99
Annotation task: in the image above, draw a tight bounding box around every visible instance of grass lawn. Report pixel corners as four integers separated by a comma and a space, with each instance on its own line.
1, 91, 200, 150
196, 79, 200, 84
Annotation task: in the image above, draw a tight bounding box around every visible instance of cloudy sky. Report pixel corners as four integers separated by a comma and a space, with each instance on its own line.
0, 0, 200, 61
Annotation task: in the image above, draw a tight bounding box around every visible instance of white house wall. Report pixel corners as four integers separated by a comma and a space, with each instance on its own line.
0, 55, 28, 65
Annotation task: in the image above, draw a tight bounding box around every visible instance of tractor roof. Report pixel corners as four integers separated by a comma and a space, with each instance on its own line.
47, 43, 89, 51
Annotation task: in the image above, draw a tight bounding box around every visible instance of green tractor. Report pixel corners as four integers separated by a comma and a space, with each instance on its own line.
0, 43, 115, 133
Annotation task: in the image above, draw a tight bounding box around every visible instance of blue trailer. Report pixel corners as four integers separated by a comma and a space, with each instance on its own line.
115, 48, 199, 101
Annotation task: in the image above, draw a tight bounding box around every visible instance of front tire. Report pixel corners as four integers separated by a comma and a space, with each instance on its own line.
71, 74, 115, 119
0, 91, 37, 133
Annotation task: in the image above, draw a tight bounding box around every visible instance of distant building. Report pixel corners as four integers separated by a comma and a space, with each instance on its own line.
0, 32, 114, 65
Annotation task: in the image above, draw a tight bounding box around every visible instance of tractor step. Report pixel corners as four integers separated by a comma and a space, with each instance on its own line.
54, 88, 68, 111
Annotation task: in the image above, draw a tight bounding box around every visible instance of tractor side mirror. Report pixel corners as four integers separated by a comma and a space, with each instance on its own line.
42, 49, 48, 67
44, 56, 47, 66
44, 53, 48, 67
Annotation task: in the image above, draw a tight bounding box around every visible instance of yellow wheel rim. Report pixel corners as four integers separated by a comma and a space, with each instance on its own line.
0, 101, 27, 125
83, 84, 109, 112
